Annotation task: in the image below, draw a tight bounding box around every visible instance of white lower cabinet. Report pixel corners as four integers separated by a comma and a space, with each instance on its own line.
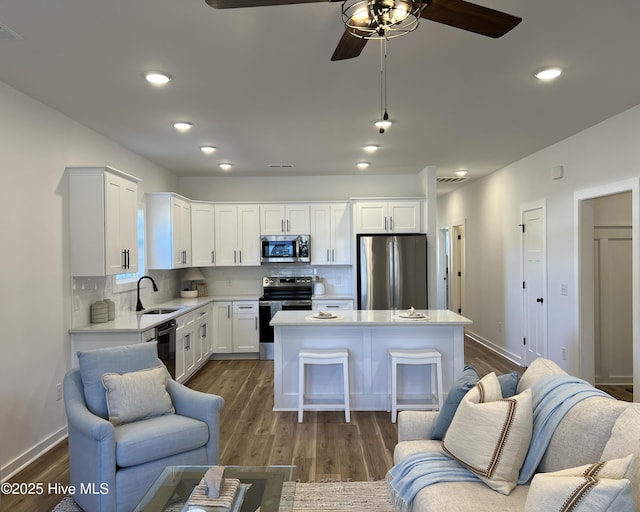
175, 311, 196, 382
232, 302, 259, 352
312, 299, 354, 311
212, 300, 259, 355
195, 305, 212, 363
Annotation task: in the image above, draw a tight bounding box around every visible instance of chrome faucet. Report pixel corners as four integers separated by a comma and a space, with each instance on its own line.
136, 275, 159, 311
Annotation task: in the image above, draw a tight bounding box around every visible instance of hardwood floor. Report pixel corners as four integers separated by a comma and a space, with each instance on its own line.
1, 338, 522, 512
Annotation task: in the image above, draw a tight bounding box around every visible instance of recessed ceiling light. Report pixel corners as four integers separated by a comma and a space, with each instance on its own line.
219, 163, 232, 171
374, 120, 392, 130
144, 72, 172, 85
200, 146, 216, 155
357, 162, 370, 170
172, 121, 193, 132
363, 145, 380, 153
456, 169, 469, 177
534, 67, 563, 81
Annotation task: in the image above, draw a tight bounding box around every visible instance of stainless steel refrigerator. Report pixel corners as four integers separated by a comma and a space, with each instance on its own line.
357, 234, 428, 310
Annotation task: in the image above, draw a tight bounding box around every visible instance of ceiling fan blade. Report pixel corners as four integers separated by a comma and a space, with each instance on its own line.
206, 0, 325, 9
421, 0, 521, 38
331, 29, 369, 61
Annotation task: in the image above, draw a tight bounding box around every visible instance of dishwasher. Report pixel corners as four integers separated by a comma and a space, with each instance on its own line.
149, 319, 177, 378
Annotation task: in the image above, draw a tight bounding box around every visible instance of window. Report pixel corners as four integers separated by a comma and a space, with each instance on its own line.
113, 207, 145, 293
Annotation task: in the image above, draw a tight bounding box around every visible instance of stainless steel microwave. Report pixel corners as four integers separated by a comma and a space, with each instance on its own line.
261, 235, 310, 263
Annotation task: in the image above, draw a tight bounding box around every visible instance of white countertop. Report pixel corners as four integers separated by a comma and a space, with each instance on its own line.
69, 297, 217, 333
311, 294, 354, 301
270, 309, 473, 327
70, 294, 263, 334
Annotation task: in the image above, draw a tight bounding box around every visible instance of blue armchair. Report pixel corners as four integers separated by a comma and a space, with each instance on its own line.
63, 342, 224, 512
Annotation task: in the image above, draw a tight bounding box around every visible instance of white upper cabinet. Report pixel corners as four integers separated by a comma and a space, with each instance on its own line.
68, 166, 140, 276
147, 193, 192, 269
310, 202, 351, 265
191, 201, 215, 267
354, 199, 422, 234
214, 204, 261, 266
260, 203, 310, 235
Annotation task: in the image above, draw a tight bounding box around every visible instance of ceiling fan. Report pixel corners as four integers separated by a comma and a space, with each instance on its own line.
204, 0, 522, 61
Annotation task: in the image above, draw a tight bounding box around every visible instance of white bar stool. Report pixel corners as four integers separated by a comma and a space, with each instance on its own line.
389, 349, 443, 423
298, 349, 350, 423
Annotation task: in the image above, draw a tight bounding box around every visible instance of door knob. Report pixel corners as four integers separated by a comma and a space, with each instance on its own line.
536, 297, 544, 303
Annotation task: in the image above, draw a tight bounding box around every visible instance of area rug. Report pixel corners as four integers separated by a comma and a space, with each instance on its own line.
53, 481, 393, 511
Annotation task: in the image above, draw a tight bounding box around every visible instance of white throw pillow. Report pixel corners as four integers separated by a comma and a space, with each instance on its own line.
525, 455, 638, 512
517, 357, 567, 394
441, 372, 533, 495
102, 366, 175, 425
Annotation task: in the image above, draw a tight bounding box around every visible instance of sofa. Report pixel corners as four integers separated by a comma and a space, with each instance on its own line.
390, 358, 640, 511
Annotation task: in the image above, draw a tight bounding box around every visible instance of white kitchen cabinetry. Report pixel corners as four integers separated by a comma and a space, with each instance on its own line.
312, 299, 354, 311
310, 202, 351, 265
260, 204, 310, 235
354, 200, 422, 234
175, 311, 196, 382
191, 201, 215, 266
147, 193, 192, 269
212, 302, 233, 353
194, 304, 212, 364
232, 301, 259, 352
68, 166, 140, 276
214, 204, 261, 266
212, 300, 259, 355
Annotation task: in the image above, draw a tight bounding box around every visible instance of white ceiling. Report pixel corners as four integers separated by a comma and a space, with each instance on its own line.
1, 0, 640, 193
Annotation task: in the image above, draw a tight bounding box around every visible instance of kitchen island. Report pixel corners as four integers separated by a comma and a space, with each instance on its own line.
270, 309, 472, 412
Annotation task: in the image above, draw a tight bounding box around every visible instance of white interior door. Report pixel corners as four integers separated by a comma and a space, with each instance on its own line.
451, 224, 465, 315
594, 227, 633, 385
522, 204, 547, 366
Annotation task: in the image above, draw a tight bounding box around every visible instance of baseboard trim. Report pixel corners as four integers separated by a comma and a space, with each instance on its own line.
465, 330, 524, 368
1, 426, 68, 482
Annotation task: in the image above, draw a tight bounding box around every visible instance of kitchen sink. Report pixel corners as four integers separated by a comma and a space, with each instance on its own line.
140, 308, 181, 315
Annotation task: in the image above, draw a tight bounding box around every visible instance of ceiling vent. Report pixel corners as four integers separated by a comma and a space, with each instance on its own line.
0, 22, 22, 41
268, 164, 295, 168
437, 176, 469, 183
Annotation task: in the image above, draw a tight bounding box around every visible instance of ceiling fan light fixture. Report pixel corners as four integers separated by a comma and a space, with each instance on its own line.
534, 67, 563, 81
342, 0, 422, 40
375, 119, 392, 130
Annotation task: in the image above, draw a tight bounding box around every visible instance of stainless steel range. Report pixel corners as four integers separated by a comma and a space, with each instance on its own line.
259, 276, 313, 360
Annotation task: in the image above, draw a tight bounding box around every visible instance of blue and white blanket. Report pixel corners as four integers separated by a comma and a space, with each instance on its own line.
386, 375, 611, 512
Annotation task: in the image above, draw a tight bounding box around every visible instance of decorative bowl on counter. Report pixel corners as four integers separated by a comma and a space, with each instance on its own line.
180, 290, 198, 298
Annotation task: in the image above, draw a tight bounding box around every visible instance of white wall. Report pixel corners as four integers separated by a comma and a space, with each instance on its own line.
0, 80, 178, 481
438, 104, 640, 375
178, 174, 423, 202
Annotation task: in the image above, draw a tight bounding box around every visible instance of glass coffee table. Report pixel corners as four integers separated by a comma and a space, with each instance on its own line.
134, 465, 297, 512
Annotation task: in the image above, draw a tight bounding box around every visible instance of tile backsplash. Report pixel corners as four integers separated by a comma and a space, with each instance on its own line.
71, 265, 354, 327
71, 270, 179, 327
